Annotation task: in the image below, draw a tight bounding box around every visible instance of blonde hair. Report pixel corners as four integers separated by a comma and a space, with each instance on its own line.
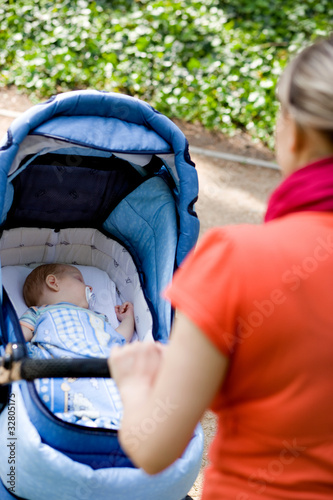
23, 263, 69, 307
277, 37, 333, 141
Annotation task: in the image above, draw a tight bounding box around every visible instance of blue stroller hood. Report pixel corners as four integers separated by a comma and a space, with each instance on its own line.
0, 91, 203, 500
0, 90, 199, 261
0, 90, 199, 342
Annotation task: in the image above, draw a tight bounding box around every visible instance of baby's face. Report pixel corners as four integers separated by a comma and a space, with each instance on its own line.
56, 266, 90, 308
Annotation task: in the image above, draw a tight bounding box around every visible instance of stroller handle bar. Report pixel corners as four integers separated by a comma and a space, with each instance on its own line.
0, 343, 111, 384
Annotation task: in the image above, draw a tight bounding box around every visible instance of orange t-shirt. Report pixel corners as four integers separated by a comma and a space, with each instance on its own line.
165, 212, 333, 499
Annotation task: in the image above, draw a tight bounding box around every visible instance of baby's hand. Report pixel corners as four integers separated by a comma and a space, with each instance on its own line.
115, 302, 134, 322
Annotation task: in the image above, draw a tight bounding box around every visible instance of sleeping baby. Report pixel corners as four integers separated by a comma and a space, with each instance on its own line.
20, 263, 135, 346
19, 263, 135, 428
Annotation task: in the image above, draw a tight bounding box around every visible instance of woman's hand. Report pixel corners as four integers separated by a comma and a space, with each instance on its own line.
109, 341, 166, 398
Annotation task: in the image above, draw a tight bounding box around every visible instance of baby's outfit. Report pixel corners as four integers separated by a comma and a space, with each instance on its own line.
20, 302, 125, 429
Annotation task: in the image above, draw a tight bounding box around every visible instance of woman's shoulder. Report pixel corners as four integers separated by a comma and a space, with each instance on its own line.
201, 211, 333, 250
193, 213, 331, 280
197, 224, 268, 256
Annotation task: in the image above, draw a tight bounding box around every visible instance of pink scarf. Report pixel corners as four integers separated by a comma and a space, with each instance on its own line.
264, 156, 333, 222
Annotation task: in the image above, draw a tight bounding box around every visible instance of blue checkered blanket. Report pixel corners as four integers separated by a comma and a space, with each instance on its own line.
20, 303, 125, 428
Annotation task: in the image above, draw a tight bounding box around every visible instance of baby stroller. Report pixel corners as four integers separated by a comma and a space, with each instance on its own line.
0, 90, 203, 500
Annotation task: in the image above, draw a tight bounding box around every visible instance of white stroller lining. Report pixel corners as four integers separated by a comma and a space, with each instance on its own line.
0, 226, 154, 342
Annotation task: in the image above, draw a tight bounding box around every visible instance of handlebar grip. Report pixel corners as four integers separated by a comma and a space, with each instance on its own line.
20, 358, 111, 381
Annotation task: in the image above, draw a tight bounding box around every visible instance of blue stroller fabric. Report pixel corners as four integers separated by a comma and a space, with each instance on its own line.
0, 90, 203, 500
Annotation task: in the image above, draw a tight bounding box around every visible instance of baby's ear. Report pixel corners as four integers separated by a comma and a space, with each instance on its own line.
45, 274, 59, 291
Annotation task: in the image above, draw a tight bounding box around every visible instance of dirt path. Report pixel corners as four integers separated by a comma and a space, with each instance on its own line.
0, 87, 281, 499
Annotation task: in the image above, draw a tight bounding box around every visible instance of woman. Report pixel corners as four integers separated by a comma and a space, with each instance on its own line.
109, 37, 333, 499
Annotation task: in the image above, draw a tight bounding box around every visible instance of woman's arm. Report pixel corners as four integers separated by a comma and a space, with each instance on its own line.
109, 311, 229, 474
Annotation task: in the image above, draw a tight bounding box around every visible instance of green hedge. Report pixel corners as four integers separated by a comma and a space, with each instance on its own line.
1, 0, 332, 147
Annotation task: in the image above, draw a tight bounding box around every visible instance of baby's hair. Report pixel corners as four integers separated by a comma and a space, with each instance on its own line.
23, 263, 69, 307
277, 36, 333, 141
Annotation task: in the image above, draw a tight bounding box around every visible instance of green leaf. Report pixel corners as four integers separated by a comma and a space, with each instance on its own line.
1, 0, 332, 147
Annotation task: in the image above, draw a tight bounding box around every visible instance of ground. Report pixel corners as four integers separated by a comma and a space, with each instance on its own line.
0, 87, 281, 499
